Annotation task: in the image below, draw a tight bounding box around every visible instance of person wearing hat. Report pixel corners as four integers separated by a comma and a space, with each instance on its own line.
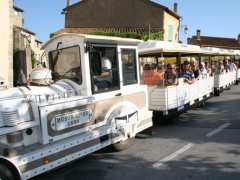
181, 60, 195, 84
94, 57, 113, 90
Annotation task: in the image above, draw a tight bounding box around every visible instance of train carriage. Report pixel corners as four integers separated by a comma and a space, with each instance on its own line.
138, 41, 215, 122
202, 47, 238, 95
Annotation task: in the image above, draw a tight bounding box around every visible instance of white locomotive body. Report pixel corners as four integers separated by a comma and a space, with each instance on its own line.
0, 34, 152, 180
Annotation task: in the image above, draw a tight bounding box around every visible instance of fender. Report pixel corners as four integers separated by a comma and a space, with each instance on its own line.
104, 101, 139, 123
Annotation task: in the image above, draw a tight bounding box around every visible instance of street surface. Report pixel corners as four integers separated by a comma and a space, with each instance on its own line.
33, 85, 240, 180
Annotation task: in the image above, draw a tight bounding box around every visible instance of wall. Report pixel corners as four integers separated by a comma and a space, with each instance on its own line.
163, 11, 180, 42
0, 0, 13, 87
13, 9, 23, 27
65, 0, 164, 30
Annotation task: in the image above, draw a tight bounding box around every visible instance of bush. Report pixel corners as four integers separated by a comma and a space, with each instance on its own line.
89, 31, 142, 39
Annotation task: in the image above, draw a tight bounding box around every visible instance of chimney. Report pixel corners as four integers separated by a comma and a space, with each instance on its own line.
238, 34, 240, 44
173, 3, 178, 13
197, 29, 201, 41
66, 0, 71, 7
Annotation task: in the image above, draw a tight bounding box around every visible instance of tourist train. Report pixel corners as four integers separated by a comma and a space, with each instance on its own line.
0, 33, 239, 180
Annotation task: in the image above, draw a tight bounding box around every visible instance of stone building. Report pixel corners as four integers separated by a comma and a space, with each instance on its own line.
189, 30, 240, 50
0, 2, 43, 87
0, 0, 13, 88
13, 5, 43, 86
55, 0, 180, 42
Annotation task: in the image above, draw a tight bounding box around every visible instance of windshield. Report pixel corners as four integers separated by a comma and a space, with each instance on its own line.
49, 46, 82, 84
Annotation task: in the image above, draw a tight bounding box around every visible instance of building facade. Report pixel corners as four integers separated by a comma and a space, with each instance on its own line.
0, 0, 13, 87
13, 6, 43, 86
55, 0, 180, 42
189, 30, 240, 50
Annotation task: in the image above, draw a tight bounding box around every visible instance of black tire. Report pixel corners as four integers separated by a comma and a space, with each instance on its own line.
214, 89, 220, 96
152, 111, 159, 126
0, 163, 19, 180
111, 138, 134, 152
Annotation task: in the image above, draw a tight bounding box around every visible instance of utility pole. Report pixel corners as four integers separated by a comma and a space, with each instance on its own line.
148, 24, 151, 40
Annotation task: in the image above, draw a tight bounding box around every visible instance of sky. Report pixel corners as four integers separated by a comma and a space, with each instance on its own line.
14, 0, 240, 43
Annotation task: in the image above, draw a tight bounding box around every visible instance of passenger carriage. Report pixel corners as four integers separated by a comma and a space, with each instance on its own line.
138, 41, 215, 123
234, 50, 240, 84
202, 47, 238, 96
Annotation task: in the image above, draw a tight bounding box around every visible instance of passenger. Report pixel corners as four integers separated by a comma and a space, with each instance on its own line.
181, 61, 195, 84
216, 61, 225, 74
205, 62, 212, 76
199, 62, 208, 78
229, 60, 237, 72
223, 60, 230, 72
190, 60, 200, 79
143, 64, 164, 86
164, 64, 178, 86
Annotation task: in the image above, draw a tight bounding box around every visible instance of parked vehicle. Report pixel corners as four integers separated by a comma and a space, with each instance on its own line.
0, 34, 152, 180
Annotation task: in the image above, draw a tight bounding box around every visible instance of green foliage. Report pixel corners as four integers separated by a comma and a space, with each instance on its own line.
31, 55, 38, 68
88, 31, 163, 41
143, 32, 164, 41
89, 31, 142, 39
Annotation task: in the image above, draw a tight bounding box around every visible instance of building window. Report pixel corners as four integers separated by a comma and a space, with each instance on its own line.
167, 24, 174, 42
121, 49, 138, 85
89, 45, 120, 94
49, 46, 82, 84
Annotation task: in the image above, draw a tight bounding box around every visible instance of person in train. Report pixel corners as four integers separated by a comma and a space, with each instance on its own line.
216, 61, 225, 74
223, 60, 230, 72
205, 62, 213, 76
143, 64, 164, 86
181, 61, 195, 84
164, 63, 178, 86
190, 60, 200, 79
199, 62, 208, 78
229, 60, 237, 72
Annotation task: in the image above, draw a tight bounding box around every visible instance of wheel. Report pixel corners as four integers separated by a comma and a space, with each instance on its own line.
152, 111, 159, 126
111, 138, 134, 152
214, 89, 220, 96
0, 163, 20, 180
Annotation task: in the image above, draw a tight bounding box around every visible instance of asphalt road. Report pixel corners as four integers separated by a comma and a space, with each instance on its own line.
33, 85, 240, 180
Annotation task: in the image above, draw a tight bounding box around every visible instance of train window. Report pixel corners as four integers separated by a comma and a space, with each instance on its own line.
121, 49, 138, 85
89, 45, 120, 94
49, 46, 82, 84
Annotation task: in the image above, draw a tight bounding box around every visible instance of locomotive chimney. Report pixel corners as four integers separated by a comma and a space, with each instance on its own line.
173, 3, 178, 13
197, 29, 201, 41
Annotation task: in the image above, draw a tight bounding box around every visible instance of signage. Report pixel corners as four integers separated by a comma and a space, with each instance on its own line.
50, 109, 92, 131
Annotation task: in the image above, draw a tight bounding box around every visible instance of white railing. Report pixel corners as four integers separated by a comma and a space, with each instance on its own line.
214, 70, 237, 89
237, 69, 240, 80
149, 76, 214, 112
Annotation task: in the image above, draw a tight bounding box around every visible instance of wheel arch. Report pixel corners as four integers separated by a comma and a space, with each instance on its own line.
0, 156, 22, 180
104, 101, 139, 123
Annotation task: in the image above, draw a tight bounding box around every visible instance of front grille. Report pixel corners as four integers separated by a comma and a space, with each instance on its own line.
1, 111, 20, 127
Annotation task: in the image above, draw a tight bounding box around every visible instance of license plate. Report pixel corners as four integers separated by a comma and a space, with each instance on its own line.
51, 110, 91, 131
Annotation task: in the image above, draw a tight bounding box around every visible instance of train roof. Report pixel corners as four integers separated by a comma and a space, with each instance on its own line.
138, 40, 202, 56
42, 33, 143, 49
138, 40, 240, 57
